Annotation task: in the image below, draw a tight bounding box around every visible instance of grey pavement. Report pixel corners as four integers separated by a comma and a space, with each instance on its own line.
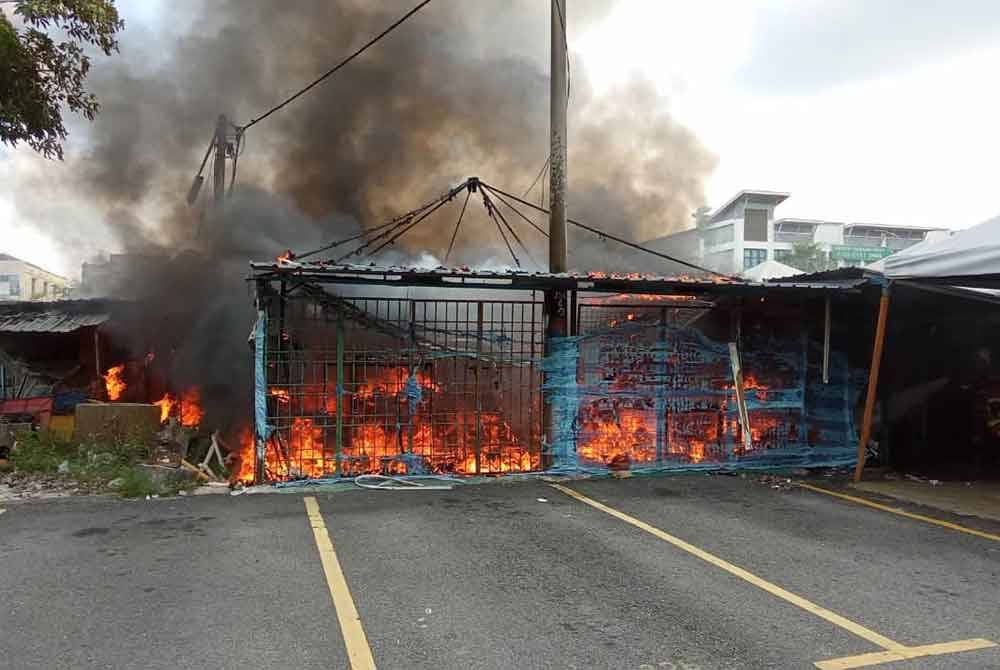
1, 475, 999, 669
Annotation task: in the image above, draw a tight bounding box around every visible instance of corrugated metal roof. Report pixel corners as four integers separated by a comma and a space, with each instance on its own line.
0, 310, 109, 333
250, 260, 872, 294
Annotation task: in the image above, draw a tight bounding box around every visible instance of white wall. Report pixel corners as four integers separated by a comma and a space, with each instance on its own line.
0, 259, 69, 301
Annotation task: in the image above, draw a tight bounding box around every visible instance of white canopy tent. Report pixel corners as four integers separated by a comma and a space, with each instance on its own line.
741, 259, 804, 282
878, 215, 1000, 281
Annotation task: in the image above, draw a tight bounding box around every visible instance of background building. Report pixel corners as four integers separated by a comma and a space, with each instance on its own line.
645, 190, 952, 275
0, 253, 71, 302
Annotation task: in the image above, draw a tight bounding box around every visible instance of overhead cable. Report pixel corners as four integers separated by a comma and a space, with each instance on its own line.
480, 182, 733, 279
444, 189, 472, 265
242, 0, 433, 131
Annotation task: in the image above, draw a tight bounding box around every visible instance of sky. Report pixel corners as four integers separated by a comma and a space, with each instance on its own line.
6, 0, 1000, 278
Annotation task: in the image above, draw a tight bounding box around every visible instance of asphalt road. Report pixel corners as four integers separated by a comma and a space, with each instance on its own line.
1, 475, 999, 669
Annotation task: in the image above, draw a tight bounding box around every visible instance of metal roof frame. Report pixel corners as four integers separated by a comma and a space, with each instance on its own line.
250, 261, 871, 297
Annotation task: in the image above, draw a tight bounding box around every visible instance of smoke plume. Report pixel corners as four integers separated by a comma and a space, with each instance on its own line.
12, 0, 718, 427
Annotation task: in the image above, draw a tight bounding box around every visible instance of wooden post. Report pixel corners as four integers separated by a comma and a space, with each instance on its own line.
729, 342, 752, 454
853, 286, 891, 483
729, 309, 752, 455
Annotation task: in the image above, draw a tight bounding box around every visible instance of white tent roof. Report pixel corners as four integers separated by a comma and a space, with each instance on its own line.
865, 237, 933, 273
741, 260, 804, 281
883, 215, 1000, 278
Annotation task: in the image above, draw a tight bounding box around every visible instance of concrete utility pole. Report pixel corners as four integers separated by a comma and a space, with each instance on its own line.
543, 0, 569, 464
549, 0, 568, 275
213, 114, 229, 209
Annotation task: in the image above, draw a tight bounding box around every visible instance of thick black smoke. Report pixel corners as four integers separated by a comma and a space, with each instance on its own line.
16, 1, 718, 427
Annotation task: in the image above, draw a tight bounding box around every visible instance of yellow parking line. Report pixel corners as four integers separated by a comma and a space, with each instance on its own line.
798, 483, 1000, 543
815, 638, 997, 669
304, 496, 376, 670
550, 484, 997, 669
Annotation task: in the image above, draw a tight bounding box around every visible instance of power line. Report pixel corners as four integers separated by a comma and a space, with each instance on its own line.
481, 182, 734, 279
523, 155, 551, 198
482, 188, 538, 268
444, 189, 472, 265
242, 0, 433, 131
483, 184, 548, 238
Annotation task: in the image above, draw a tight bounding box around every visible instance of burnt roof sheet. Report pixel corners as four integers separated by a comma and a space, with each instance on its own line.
0, 300, 116, 333
0, 311, 109, 333
249, 261, 871, 295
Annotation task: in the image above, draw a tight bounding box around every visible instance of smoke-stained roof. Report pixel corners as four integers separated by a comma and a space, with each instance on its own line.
250, 260, 872, 295
0, 300, 117, 333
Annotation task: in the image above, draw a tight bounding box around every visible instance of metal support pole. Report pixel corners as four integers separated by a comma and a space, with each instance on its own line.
475, 302, 484, 474
853, 286, 891, 483
213, 114, 228, 209
655, 307, 668, 462
823, 296, 832, 384
253, 296, 269, 484
407, 300, 416, 455
335, 315, 344, 474
93, 327, 101, 379
543, 0, 569, 467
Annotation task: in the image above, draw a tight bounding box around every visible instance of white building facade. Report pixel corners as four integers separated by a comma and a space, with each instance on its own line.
678, 190, 951, 274
0, 254, 71, 302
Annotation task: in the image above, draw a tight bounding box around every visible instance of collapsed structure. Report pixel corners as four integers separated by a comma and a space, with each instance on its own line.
244, 261, 882, 484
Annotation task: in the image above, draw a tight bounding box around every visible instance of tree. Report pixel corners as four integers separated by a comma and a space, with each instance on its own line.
782, 242, 831, 273
0, 1, 123, 159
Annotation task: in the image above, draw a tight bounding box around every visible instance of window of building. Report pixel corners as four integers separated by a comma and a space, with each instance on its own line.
0, 274, 20, 297
744, 209, 768, 242
743, 248, 767, 270
703, 224, 735, 247
774, 249, 792, 262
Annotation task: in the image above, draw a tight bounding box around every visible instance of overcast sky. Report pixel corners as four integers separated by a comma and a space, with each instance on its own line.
6, 0, 1000, 277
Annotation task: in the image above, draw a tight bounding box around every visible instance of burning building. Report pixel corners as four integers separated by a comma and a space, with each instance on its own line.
242, 261, 875, 484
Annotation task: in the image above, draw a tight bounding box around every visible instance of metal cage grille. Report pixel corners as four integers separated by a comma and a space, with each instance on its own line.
261, 291, 543, 480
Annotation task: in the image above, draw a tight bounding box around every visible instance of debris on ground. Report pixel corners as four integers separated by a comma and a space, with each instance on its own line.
1, 470, 87, 502
755, 474, 795, 491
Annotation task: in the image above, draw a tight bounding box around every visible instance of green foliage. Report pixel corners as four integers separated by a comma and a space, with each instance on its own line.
9, 428, 193, 497
782, 242, 833, 274
9, 429, 76, 473
0, 0, 123, 159
114, 468, 159, 498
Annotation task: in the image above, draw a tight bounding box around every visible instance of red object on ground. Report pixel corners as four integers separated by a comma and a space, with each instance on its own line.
0, 397, 54, 427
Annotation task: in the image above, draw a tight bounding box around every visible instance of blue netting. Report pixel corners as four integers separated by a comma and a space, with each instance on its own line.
543, 317, 862, 474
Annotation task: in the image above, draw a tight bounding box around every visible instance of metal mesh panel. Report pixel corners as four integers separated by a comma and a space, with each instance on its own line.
262, 290, 542, 480
576, 301, 726, 467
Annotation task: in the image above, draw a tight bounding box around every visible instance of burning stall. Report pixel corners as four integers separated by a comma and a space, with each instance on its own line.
246, 262, 878, 484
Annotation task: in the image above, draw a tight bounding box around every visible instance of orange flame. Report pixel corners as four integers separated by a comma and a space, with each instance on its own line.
236, 428, 256, 483
578, 409, 656, 467
248, 365, 540, 483
353, 369, 440, 400
103, 365, 126, 401
151, 387, 203, 427
179, 387, 203, 427
153, 394, 176, 423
